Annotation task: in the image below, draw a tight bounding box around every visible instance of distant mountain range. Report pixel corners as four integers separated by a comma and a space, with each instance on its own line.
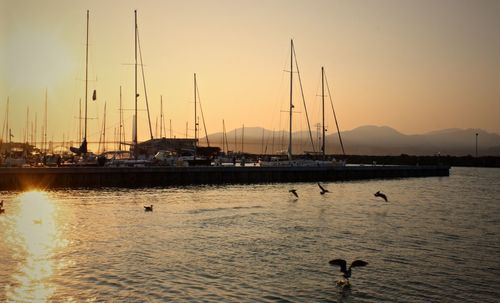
201, 125, 500, 156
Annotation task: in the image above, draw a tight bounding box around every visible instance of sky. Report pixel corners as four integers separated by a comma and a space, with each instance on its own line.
1, 0, 499, 147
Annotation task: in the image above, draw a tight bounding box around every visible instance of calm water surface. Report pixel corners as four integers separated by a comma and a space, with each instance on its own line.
1, 167, 499, 302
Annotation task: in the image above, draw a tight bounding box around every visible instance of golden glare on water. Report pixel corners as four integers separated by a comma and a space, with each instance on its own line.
5, 191, 67, 302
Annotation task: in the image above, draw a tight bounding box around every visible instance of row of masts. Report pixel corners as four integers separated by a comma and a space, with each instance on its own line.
287, 39, 345, 161
2, 14, 344, 159
0, 90, 49, 152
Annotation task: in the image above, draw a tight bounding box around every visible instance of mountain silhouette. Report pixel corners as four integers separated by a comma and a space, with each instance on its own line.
202, 125, 500, 156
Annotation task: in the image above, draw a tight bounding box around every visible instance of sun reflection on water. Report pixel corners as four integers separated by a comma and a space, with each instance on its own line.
5, 191, 67, 302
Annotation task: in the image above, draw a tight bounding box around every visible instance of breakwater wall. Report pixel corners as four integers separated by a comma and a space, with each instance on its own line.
0, 165, 450, 190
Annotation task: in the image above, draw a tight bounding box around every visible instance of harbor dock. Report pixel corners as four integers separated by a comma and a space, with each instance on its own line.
0, 165, 450, 190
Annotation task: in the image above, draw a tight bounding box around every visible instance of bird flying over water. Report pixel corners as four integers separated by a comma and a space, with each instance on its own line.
329, 259, 368, 281
374, 191, 388, 202
144, 205, 153, 212
318, 183, 330, 195
289, 189, 298, 198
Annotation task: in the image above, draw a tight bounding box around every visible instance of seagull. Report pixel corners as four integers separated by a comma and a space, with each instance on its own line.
374, 191, 388, 202
318, 183, 330, 195
144, 205, 153, 212
289, 189, 299, 198
329, 259, 368, 283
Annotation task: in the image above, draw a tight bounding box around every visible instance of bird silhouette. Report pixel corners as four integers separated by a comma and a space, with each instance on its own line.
318, 183, 330, 195
374, 191, 388, 202
329, 259, 368, 283
144, 205, 153, 212
289, 189, 299, 198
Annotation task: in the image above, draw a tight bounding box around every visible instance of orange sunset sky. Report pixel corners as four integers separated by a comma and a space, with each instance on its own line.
1, 0, 499, 145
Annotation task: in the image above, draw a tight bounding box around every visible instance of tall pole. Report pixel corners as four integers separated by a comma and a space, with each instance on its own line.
25, 106, 29, 143
261, 128, 265, 155
242, 124, 245, 154
44, 88, 48, 153
475, 133, 478, 157
78, 98, 82, 143
34, 113, 37, 150
194, 73, 198, 157
224, 120, 229, 153
321, 66, 326, 160
84, 10, 89, 145
234, 128, 237, 153
271, 129, 275, 155
1, 97, 8, 146
134, 10, 138, 159
119, 86, 122, 151
6, 97, 9, 146
288, 39, 294, 160
222, 120, 225, 153
103, 101, 107, 153
160, 95, 163, 138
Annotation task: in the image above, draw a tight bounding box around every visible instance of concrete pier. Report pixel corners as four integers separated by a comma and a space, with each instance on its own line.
0, 165, 450, 190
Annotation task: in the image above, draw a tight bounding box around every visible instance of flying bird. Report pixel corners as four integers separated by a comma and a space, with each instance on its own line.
329, 259, 368, 283
374, 191, 388, 202
318, 183, 330, 195
289, 189, 299, 198
144, 205, 153, 212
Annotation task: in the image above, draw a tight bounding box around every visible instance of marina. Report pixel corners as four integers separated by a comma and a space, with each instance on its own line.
1, 2, 499, 302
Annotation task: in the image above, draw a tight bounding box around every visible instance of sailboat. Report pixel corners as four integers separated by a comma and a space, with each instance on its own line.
70, 10, 92, 157
260, 40, 345, 167
186, 73, 213, 166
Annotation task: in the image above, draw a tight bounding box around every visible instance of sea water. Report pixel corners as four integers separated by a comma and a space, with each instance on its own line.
1, 167, 499, 302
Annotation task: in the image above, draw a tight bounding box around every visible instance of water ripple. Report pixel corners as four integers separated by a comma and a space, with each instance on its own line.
1, 168, 499, 302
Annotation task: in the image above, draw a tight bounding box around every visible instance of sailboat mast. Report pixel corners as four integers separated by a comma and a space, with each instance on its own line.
160, 95, 163, 138
84, 10, 89, 145
221, 120, 225, 153
103, 101, 107, 153
34, 113, 36, 150
322, 66, 325, 159
242, 124, 245, 154
134, 10, 138, 159
44, 88, 48, 153
288, 39, 294, 160
194, 73, 198, 156
25, 106, 29, 143
78, 98, 82, 143
119, 86, 122, 150
5, 97, 9, 147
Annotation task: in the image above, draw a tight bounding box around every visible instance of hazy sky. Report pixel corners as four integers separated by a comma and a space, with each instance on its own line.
1, 0, 499, 145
